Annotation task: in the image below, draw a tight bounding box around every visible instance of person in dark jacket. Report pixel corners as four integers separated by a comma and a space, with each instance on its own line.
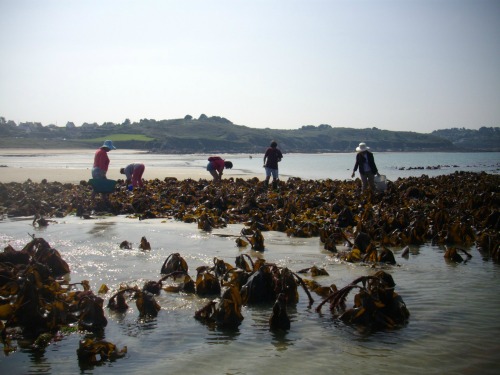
351, 142, 379, 191
263, 140, 283, 189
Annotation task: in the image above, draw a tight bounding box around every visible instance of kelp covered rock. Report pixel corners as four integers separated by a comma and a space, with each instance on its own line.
77, 338, 127, 364
0, 237, 122, 361
316, 271, 409, 331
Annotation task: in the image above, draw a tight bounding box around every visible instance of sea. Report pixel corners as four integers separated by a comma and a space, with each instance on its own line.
0, 151, 499, 375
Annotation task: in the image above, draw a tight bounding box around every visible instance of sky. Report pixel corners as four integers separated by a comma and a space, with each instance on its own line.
0, 0, 499, 133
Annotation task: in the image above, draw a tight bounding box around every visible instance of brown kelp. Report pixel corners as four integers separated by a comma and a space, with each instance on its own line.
269, 293, 290, 331
0, 236, 124, 360
194, 284, 244, 329
1, 233, 412, 364
77, 338, 127, 365
316, 271, 409, 330
0, 172, 497, 256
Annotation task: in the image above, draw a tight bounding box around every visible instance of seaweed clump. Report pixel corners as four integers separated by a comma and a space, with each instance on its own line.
0, 236, 125, 364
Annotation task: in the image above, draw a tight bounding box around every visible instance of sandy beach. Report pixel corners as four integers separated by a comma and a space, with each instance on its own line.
0, 167, 212, 183
0, 148, 261, 183
0, 167, 261, 184
1, 148, 498, 184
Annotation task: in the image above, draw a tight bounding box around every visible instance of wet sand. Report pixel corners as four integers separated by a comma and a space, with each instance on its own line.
0, 148, 261, 183
0, 167, 262, 184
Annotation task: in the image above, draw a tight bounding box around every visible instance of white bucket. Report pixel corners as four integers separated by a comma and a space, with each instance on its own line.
374, 175, 387, 191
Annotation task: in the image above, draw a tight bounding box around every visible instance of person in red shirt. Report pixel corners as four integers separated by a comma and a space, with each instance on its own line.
206, 156, 233, 182
92, 140, 116, 179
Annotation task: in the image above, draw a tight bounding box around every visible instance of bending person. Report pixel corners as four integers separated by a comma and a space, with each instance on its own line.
120, 163, 146, 188
207, 156, 233, 182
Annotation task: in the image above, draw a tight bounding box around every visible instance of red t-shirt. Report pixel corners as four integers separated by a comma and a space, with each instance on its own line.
93, 148, 110, 171
208, 156, 225, 172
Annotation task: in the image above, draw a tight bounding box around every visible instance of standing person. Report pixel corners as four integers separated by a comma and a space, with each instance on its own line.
351, 142, 379, 191
263, 140, 283, 189
206, 156, 233, 182
92, 140, 116, 179
120, 163, 145, 188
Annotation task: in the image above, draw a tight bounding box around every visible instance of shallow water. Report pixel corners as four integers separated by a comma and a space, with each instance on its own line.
0, 215, 499, 375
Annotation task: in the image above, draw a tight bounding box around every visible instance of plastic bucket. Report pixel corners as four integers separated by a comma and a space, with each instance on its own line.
88, 179, 117, 193
374, 175, 387, 191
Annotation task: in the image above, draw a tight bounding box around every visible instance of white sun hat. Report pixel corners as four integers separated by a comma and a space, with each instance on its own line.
356, 142, 370, 152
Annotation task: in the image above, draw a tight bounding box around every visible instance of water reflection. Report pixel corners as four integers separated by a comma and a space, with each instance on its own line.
269, 306, 298, 352
33, 225, 49, 234
111, 312, 159, 338
136, 317, 158, 332
270, 330, 294, 351
205, 328, 241, 344
28, 350, 51, 373
108, 310, 130, 326
88, 221, 117, 237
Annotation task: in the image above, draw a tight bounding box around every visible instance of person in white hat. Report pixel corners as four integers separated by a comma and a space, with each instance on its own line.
92, 140, 116, 179
351, 142, 379, 191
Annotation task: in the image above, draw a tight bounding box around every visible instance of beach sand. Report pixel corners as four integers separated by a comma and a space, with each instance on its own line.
0, 167, 259, 184
0, 148, 261, 183
0, 167, 201, 183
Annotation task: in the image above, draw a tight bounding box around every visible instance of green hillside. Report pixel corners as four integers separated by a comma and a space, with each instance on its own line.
1, 115, 498, 152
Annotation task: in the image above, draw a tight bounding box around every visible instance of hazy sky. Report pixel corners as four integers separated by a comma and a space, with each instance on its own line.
1, 0, 499, 132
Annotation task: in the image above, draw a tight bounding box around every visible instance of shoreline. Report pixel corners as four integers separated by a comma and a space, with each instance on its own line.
0, 167, 262, 184
0, 148, 262, 183
1, 148, 498, 184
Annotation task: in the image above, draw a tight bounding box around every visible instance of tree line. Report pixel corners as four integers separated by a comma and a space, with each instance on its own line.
1, 115, 498, 152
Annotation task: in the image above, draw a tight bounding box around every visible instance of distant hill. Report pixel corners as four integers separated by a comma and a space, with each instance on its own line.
1, 115, 498, 153
431, 127, 500, 152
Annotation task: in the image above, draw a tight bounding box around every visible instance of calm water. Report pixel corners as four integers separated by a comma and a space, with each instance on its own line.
0, 151, 499, 374
1, 216, 499, 375
1, 150, 499, 181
